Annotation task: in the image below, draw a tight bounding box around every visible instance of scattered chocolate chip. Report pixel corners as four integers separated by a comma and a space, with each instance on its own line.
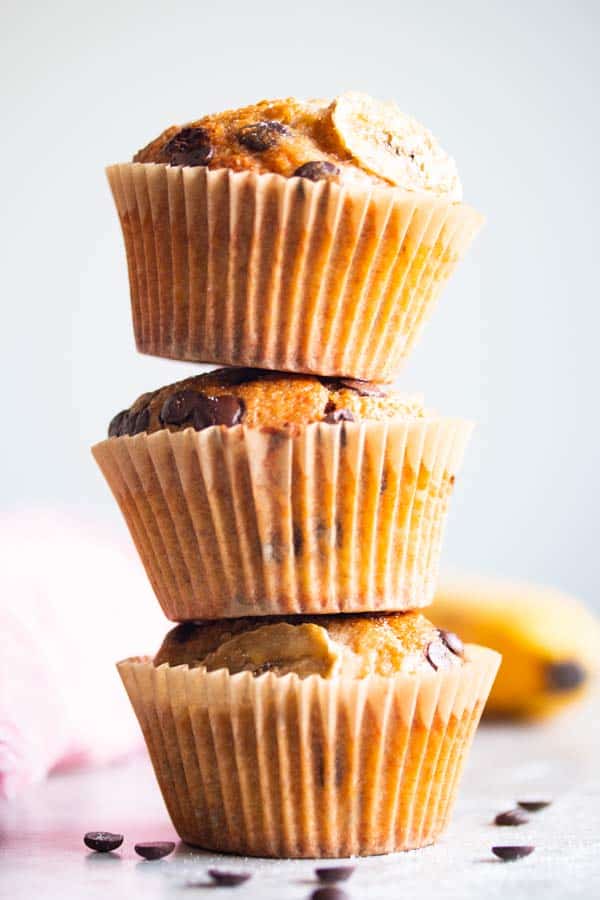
518, 800, 552, 812
324, 408, 355, 424
134, 841, 175, 860
208, 869, 252, 886
492, 845, 535, 861
311, 888, 349, 900
238, 120, 289, 152
108, 410, 129, 438
545, 660, 586, 692
439, 629, 464, 658
495, 809, 529, 826
315, 866, 355, 883
426, 640, 452, 671
84, 831, 124, 853
293, 161, 340, 181
164, 127, 213, 167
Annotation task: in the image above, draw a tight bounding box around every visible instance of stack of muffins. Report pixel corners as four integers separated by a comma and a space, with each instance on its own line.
93, 92, 500, 858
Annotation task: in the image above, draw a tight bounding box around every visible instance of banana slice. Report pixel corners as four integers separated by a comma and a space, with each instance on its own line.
330, 91, 462, 199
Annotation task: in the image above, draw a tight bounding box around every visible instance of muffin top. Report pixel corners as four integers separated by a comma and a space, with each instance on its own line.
107, 368, 426, 438
154, 612, 465, 679
133, 92, 462, 200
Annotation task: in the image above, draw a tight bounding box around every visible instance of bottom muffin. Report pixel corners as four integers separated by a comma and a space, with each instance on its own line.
119, 613, 500, 857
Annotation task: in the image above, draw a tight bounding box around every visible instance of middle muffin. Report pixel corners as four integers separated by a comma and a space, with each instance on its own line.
93, 368, 472, 620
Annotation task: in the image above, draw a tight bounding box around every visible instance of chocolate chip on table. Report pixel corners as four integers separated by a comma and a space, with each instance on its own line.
83, 831, 124, 853
494, 809, 529, 826
311, 888, 349, 900
315, 866, 355, 883
208, 869, 252, 886
164, 127, 214, 167
518, 800, 552, 812
134, 841, 175, 860
439, 629, 464, 657
293, 161, 341, 181
238, 120, 289, 152
324, 408, 355, 424
426, 640, 452, 671
545, 660, 586, 691
492, 845, 535, 861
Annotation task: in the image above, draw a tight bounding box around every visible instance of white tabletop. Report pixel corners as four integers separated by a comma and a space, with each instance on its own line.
2, 696, 599, 900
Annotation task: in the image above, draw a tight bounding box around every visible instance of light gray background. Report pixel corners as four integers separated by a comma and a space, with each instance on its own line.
2, 0, 598, 602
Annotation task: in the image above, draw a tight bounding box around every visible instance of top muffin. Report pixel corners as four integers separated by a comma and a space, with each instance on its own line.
133, 92, 462, 199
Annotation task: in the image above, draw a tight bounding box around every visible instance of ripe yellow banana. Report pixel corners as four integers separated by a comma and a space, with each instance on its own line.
430, 576, 600, 719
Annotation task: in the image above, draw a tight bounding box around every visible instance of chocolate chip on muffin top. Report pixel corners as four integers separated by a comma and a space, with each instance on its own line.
133, 93, 462, 198
107, 368, 426, 438
154, 612, 465, 679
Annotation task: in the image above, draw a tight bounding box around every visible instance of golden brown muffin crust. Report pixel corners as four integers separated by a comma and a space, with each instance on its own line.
107, 368, 426, 438
132, 93, 462, 198
154, 612, 465, 678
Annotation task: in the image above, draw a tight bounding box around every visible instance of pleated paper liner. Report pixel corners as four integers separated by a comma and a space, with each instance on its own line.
118, 644, 500, 858
93, 418, 473, 620
106, 163, 483, 381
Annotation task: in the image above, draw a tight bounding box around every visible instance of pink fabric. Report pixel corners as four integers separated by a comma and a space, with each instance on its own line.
0, 509, 165, 799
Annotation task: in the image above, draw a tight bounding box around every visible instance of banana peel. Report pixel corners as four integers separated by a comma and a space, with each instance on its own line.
430, 576, 600, 720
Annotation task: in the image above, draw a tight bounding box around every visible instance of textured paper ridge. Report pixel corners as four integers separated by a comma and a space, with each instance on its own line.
118, 645, 500, 857
93, 418, 473, 620
107, 164, 484, 380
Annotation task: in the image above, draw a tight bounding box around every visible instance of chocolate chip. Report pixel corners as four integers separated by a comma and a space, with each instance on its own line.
130, 406, 150, 435
311, 889, 349, 900
492, 845, 535, 861
210, 367, 272, 386
426, 640, 452, 671
315, 867, 355, 883
160, 390, 203, 426
84, 831, 124, 853
545, 660, 586, 692
293, 161, 340, 181
324, 408, 355, 424
322, 376, 385, 397
165, 127, 213, 167
160, 390, 244, 430
238, 120, 289, 152
293, 523, 304, 556
208, 869, 252, 886
108, 410, 129, 438
134, 841, 175, 860
518, 800, 552, 812
495, 809, 529, 826
171, 622, 201, 644
439, 629, 464, 657
212, 394, 245, 426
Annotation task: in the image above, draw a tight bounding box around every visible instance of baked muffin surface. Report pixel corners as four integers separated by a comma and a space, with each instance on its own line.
108, 368, 426, 438
133, 92, 462, 199
155, 612, 465, 678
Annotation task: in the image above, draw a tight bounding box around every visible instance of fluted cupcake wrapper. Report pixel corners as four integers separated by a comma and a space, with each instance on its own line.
107, 164, 484, 381
93, 418, 472, 620
118, 645, 499, 857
